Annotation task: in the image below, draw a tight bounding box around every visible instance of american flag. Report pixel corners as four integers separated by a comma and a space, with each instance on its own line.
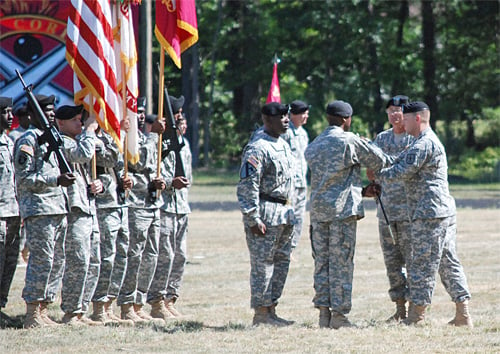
66, 0, 121, 145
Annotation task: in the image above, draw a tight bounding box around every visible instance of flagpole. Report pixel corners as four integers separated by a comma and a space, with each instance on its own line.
89, 93, 97, 180
156, 46, 166, 198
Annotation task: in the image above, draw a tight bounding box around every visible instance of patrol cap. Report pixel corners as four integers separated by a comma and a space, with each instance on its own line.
169, 95, 185, 113
261, 102, 289, 116
326, 100, 353, 118
386, 95, 409, 108
55, 105, 84, 120
403, 101, 429, 114
137, 97, 146, 112
290, 100, 310, 114
0, 97, 13, 109
145, 113, 157, 124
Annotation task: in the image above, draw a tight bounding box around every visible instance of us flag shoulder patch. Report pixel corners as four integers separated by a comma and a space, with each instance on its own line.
247, 155, 260, 169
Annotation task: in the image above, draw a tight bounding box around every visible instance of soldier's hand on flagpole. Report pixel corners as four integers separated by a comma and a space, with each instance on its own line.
151, 117, 166, 134
121, 117, 130, 133
84, 114, 98, 132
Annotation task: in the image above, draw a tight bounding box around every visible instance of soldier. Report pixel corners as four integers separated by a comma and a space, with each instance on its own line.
54, 105, 103, 325
0, 97, 21, 325
376, 101, 473, 327
369, 95, 414, 321
237, 102, 295, 326
304, 100, 387, 329
117, 98, 167, 323
281, 100, 310, 253
91, 123, 133, 325
149, 96, 191, 319
8, 104, 31, 143
15, 94, 76, 328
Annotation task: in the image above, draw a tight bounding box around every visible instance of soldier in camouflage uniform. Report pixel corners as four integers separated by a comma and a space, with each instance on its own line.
237, 102, 295, 327
148, 96, 189, 320
281, 100, 310, 253
91, 126, 133, 324
0, 97, 21, 324
54, 105, 103, 325
376, 101, 472, 327
14, 94, 76, 328
118, 99, 167, 323
304, 100, 387, 329
370, 95, 414, 322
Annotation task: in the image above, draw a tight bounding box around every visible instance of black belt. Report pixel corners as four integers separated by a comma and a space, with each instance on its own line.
259, 193, 289, 205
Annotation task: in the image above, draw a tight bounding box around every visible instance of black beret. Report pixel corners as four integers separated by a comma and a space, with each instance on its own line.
35, 94, 56, 107
403, 101, 429, 114
14, 104, 28, 116
137, 97, 146, 111
0, 97, 13, 109
386, 95, 409, 108
169, 95, 185, 113
290, 100, 310, 114
326, 100, 353, 118
55, 105, 84, 120
261, 102, 289, 116
145, 113, 157, 124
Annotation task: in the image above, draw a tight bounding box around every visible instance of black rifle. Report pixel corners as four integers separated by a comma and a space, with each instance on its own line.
15, 69, 72, 174
162, 86, 185, 178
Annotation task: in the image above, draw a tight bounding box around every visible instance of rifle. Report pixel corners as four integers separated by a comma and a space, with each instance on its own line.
15, 69, 73, 174
373, 184, 395, 245
162, 86, 185, 178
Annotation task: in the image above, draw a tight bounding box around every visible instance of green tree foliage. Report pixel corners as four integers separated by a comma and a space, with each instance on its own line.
192, 0, 498, 175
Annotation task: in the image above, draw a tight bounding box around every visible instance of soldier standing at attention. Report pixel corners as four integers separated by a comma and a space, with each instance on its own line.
281, 100, 310, 254
368, 95, 414, 321
15, 94, 76, 328
237, 102, 295, 326
304, 100, 387, 329
376, 101, 473, 327
55, 105, 103, 325
0, 97, 21, 324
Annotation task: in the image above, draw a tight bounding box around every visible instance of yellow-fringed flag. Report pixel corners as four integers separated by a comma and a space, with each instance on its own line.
112, 1, 140, 164
66, 0, 121, 146
155, 0, 199, 68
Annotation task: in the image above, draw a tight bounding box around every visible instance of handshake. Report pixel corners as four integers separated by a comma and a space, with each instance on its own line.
362, 181, 381, 198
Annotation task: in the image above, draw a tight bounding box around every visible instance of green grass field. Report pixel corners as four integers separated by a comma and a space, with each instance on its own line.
0, 178, 498, 353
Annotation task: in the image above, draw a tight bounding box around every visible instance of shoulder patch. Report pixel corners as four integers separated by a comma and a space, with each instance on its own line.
247, 155, 260, 169
405, 153, 416, 165
240, 161, 257, 179
20, 145, 34, 156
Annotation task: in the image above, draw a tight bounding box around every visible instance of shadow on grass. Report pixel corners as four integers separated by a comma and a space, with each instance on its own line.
0, 311, 24, 329
152, 320, 248, 334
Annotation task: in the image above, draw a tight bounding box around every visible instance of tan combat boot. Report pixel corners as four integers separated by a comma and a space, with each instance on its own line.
62, 312, 85, 326
151, 299, 175, 321
23, 302, 45, 329
403, 302, 426, 326
91, 301, 110, 324
448, 300, 473, 328
121, 303, 146, 323
318, 307, 331, 328
39, 302, 60, 326
269, 303, 294, 326
105, 300, 134, 326
133, 304, 154, 321
165, 298, 182, 317
329, 311, 353, 329
78, 314, 102, 326
252, 306, 270, 326
386, 298, 407, 322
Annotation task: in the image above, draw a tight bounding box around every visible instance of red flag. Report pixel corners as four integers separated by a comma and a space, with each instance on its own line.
66, 0, 121, 146
266, 61, 281, 103
155, 0, 198, 68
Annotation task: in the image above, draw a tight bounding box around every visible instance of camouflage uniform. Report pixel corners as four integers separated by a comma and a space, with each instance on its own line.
373, 129, 414, 301
118, 131, 163, 306
305, 125, 386, 314
0, 132, 21, 309
378, 128, 471, 306
281, 121, 309, 249
237, 132, 295, 308
92, 132, 129, 304
58, 131, 101, 315
14, 127, 69, 304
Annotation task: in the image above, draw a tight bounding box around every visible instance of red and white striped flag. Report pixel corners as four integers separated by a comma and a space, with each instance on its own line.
112, 1, 139, 164
66, 0, 122, 146
266, 59, 281, 103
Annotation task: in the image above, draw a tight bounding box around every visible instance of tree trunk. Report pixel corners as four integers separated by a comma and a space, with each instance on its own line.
182, 45, 200, 168
391, 1, 409, 95
422, 0, 438, 129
